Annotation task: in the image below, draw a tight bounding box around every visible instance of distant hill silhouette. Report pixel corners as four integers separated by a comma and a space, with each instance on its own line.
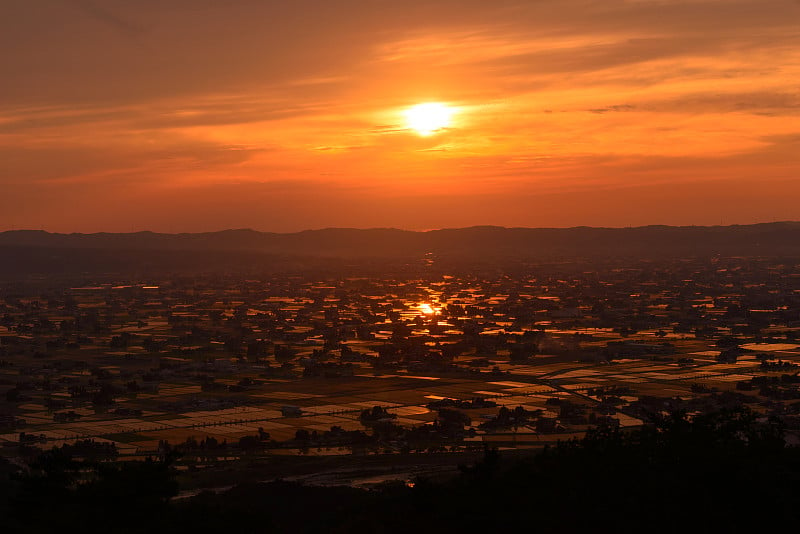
1, 223, 800, 278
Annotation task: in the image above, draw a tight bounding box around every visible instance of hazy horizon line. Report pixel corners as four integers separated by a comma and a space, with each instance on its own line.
2, 220, 800, 236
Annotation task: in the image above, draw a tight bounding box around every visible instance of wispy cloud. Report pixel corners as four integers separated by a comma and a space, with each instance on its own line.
60, 0, 145, 37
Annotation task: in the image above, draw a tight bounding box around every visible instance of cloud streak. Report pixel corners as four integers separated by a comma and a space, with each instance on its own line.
60, 0, 145, 37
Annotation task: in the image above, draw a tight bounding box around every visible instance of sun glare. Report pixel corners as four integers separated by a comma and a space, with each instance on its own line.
418, 303, 440, 315
404, 102, 453, 136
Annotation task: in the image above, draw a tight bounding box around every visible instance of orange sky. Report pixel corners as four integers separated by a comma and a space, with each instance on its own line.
2, 0, 799, 232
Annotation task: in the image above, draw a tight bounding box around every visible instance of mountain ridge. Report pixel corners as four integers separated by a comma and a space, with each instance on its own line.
3, 221, 800, 245
2, 223, 800, 278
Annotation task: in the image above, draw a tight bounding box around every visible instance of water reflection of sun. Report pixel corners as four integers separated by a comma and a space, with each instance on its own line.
418, 303, 441, 315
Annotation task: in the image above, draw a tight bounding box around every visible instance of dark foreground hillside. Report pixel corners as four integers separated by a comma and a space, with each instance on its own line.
3, 407, 799, 533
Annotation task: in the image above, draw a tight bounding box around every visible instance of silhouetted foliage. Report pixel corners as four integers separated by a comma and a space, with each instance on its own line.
4, 408, 800, 532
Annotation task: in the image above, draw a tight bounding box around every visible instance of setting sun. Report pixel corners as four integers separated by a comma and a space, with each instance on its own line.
404, 102, 454, 136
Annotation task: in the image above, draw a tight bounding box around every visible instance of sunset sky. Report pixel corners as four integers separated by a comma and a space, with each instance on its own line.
2, 0, 799, 232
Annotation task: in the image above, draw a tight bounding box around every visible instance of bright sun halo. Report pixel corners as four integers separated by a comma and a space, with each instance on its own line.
405, 102, 453, 136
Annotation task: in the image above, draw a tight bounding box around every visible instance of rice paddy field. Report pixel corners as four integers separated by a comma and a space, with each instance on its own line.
3, 342, 792, 455
3, 258, 800, 465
